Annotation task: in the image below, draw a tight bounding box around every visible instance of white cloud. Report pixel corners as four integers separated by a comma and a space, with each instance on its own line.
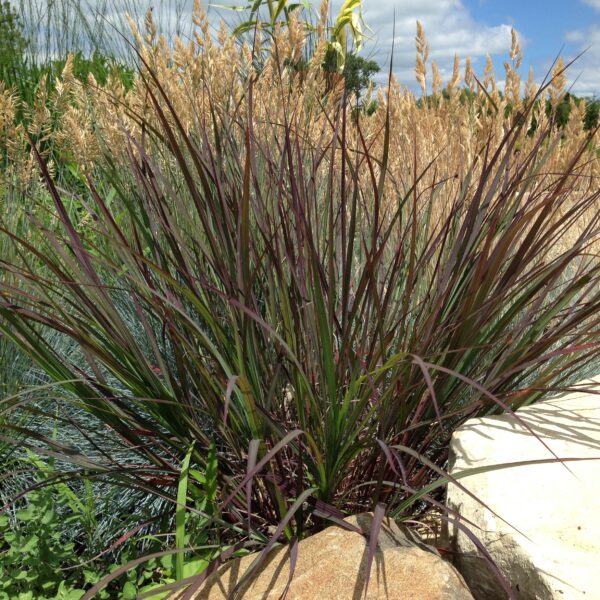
329, 0, 516, 90
562, 25, 600, 96
581, 0, 600, 10
565, 30, 585, 43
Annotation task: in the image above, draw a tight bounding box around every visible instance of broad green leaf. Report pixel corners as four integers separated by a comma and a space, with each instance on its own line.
176, 441, 195, 581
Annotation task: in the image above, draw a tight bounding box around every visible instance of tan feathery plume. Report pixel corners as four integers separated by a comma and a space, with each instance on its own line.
61, 53, 75, 87
126, 14, 145, 51
447, 54, 461, 95
483, 55, 495, 90
504, 61, 521, 103
27, 74, 51, 139
464, 56, 474, 92
415, 21, 429, 96
524, 66, 537, 100
416, 20, 429, 61
510, 28, 522, 68
53, 53, 76, 114
287, 12, 304, 60
564, 96, 585, 142
192, 0, 204, 26
431, 62, 442, 97
0, 83, 18, 132
550, 57, 566, 106
193, 1, 211, 48
218, 19, 228, 46
0, 83, 22, 188
317, 0, 329, 40
416, 55, 426, 96
144, 7, 157, 45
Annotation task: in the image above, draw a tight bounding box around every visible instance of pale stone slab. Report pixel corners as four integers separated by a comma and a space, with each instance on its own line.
447, 379, 600, 599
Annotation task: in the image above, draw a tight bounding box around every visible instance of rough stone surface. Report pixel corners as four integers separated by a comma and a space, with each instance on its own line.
183, 513, 473, 599
446, 379, 600, 599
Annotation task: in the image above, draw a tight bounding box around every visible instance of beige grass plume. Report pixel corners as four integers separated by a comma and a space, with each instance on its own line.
415, 20, 429, 96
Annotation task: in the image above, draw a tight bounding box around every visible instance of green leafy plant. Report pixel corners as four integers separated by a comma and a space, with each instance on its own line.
584, 98, 600, 131
328, 0, 366, 70
0, 449, 216, 599
48, 51, 135, 89
0, 1, 29, 91
341, 53, 380, 97
0, 460, 88, 599
228, 0, 366, 72
0, 0, 135, 110
174, 441, 221, 583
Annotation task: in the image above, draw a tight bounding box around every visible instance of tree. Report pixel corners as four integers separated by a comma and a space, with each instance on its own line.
584, 99, 600, 132
551, 93, 573, 128
322, 49, 380, 107
0, 1, 28, 89
342, 53, 380, 98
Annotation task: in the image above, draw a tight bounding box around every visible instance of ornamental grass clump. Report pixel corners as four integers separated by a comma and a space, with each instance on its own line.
2, 5, 600, 598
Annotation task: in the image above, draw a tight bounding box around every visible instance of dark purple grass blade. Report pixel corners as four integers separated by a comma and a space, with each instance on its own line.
230, 487, 317, 598
278, 535, 298, 600
246, 439, 260, 536
419, 360, 572, 468
223, 375, 238, 426
177, 541, 252, 600
376, 439, 407, 485
411, 354, 444, 432
219, 430, 303, 512
362, 502, 386, 600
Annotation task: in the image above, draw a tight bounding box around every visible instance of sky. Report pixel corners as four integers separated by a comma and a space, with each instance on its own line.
333, 0, 600, 96
14, 0, 600, 96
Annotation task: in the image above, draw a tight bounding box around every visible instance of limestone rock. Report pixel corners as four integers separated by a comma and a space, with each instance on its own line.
182, 513, 473, 599
446, 379, 600, 599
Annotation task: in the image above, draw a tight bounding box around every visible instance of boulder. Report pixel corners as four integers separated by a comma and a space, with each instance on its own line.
446, 379, 600, 599
182, 513, 473, 599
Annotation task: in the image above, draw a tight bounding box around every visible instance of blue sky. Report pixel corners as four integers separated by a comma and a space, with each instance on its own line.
341, 0, 600, 96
